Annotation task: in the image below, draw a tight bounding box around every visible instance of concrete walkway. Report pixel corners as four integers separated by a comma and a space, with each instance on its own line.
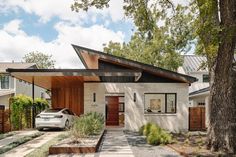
2, 131, 63, 157
99, 129, 134, 157
49, 129, 134, 157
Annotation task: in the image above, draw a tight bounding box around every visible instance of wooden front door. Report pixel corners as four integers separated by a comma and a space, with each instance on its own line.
106, 96, 119, 126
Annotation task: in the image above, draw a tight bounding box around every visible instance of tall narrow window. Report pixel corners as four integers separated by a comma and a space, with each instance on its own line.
93, 93, 96, 102
133, 93, 136, 102
1, 76, 9, 89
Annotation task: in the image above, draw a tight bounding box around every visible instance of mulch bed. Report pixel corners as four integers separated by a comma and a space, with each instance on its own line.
49, 130, 105, 154
167, 132, 232, 157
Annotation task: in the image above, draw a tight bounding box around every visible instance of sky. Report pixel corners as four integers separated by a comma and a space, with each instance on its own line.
0, 0, 136, 68
0, 0, 188, 68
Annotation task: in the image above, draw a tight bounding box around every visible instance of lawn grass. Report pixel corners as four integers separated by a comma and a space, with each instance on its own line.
0, 131, 16, 140
25, 133, 69, 157
0, 132, 44, 154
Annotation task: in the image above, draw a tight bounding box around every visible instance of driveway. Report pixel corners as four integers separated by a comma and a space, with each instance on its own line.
1, 129, 65, 157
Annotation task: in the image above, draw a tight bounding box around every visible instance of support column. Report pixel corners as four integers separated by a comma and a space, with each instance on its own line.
32, 77, 35, 128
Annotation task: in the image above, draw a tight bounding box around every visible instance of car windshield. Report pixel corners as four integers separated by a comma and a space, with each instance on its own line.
44, 108, 62, 113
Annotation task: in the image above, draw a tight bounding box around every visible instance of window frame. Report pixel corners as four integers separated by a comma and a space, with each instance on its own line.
144, 93, 177, 114
0, 75, 10, 89
202, 74, 209, 82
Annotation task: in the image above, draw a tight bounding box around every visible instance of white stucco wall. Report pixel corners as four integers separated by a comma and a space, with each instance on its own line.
84, 83, 189, 133
0, 94, 13, 109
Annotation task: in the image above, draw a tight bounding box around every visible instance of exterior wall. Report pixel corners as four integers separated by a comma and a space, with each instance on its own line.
84, 83, 189, 132
15, 79, 46, 98
0, 94, 13, 109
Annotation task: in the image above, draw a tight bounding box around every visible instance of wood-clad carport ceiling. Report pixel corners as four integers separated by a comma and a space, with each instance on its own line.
7, 69, 142, 90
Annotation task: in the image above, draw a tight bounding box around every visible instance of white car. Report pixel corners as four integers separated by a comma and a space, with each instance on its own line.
35, 108, 75, 131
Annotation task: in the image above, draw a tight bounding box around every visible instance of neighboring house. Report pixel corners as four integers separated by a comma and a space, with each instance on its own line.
0, 62, 47, 109
7, 45, 197, 132
178, 55, 210, 107
180, 55, 235, 130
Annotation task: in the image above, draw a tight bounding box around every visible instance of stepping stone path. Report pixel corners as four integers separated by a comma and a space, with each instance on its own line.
0, 130, 38, 149
2, 131, 63, 157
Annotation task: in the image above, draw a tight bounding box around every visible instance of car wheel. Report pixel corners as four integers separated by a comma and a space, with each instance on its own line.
64, 120, 70, 130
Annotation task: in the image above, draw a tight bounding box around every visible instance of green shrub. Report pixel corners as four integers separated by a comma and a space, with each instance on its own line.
10, 95, 49, 130
70, 112, 104, 139
143, 122, 152, 136
141, 122, 172, 145
34, 98, 49, 114
139, 125, 145, 135
10, 94, 33, 130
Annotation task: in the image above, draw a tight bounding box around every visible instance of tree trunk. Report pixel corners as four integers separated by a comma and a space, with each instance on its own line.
207, 0, 236, 153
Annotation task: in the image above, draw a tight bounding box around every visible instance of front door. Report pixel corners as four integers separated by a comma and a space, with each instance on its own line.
106, 96, 119, 126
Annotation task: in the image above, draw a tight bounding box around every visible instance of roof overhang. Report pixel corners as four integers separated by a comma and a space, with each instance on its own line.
7, 68, 142, 90
189, 86, 210, 98
72, 44, 197, 84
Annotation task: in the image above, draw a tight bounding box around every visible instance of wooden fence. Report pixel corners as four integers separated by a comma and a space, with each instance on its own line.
189, 107, 206, 131
0, 105, 11, 133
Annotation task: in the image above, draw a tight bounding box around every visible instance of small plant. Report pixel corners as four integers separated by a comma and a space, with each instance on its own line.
140, 122, 172, 145
70, 112, 104, 140
143, 122, 152, 136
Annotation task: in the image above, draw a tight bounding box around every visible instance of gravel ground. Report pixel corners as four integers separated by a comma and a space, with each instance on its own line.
124, 131, 182, 157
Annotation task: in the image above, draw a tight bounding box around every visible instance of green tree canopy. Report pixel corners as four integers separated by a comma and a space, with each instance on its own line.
72, 1, 194, 71
23, 52, 56, 69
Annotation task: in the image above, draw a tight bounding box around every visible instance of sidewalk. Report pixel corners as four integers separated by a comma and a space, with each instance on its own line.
2, 131, 63, 157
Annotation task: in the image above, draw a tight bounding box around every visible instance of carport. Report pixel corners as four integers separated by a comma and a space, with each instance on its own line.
7, 68, 141, 115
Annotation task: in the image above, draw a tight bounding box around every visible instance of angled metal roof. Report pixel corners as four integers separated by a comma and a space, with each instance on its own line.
182, 55, 207, 73
0, 62, 37, 73
72, 44, 197, 83
189, 86, 210, 97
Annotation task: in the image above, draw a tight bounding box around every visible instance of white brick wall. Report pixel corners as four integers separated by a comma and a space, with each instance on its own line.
84, 83, 189, 133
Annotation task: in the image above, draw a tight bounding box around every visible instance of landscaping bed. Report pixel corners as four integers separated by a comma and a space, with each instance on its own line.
168, 132, 228, 157
0, 131, 17, 140
49, 112, 105, 155
0, 132, 44, 154
49, 130, 105, 154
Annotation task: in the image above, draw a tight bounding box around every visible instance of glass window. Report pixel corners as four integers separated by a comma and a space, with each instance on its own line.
203, 74, 209, 82
166, 94, 176, 113
1, 76, 9, 89
144, 93, 177, 114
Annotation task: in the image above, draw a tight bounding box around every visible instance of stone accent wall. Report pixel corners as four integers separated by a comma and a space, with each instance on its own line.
84, 83, 189, 132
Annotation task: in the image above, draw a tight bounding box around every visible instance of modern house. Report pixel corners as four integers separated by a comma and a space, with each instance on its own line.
7, 45, 197, 132
0, 62, 47, 109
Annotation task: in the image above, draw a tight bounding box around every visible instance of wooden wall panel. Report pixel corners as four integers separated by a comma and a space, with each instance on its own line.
189, 107, 206, 131
51, 76, 84, 116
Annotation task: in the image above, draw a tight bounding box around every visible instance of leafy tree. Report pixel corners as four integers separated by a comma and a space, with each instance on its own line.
72, 1, 194, 71
23, 52, 55, 69
72, 0, 236, 153
193, 0, 236, 153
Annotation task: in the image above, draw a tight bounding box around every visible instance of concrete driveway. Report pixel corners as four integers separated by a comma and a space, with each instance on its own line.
1, 129, 65, 157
